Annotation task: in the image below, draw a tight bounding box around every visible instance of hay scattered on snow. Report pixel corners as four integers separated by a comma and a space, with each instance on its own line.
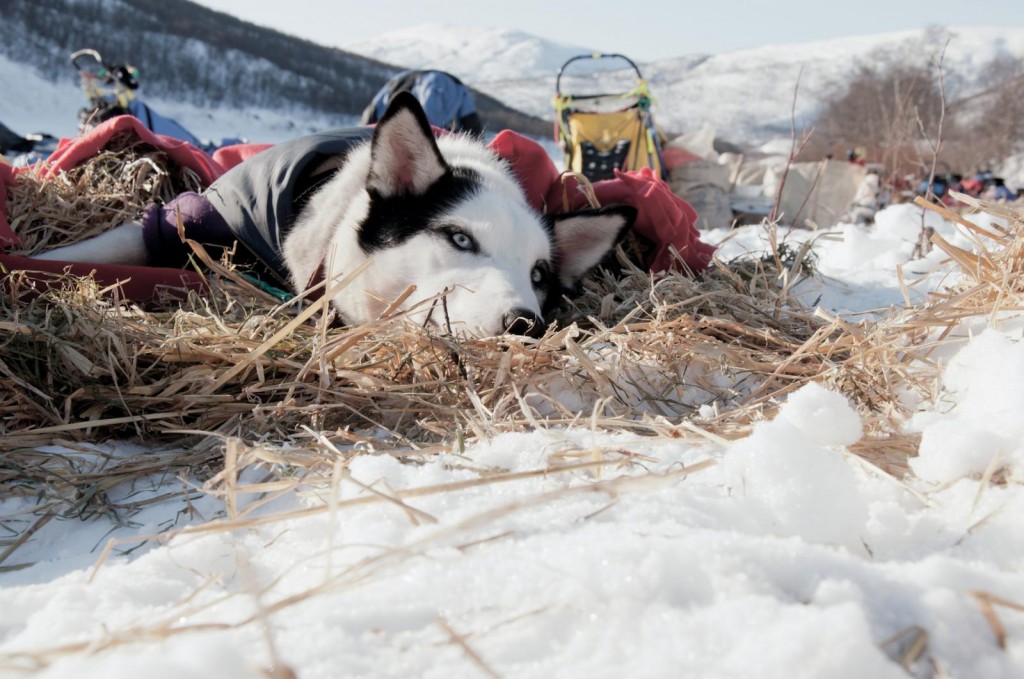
2, 146, 1024, 577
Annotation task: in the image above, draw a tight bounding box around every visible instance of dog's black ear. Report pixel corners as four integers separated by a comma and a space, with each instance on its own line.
550, 205, 637, 288
367, 91, 448, 197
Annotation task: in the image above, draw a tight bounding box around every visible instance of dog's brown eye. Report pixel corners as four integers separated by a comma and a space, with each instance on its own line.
449, 231, 477, 252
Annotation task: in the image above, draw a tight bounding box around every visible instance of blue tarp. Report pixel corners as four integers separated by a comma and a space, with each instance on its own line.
127, 99, 207, 149
365, 71, 479, 133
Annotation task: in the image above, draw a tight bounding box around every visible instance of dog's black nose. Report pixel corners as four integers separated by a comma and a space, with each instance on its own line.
502, 308, 544, 338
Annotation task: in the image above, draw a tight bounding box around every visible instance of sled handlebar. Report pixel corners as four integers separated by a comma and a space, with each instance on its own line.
70, 49, 139, 90
70, 49, 106, 75
555, 53, 646, 97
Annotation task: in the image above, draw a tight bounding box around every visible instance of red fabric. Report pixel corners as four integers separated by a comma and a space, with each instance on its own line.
42, 115, 225, 183
661, 145, 703, 172
960, 178, 983, 197
488, 130, 715, 272
0, 161, 18, 248
212, 142, 274, 171
490, 130, 562, 211
0, 254, 207, 302
1, 116, 226, 251
1, 117, 223, 298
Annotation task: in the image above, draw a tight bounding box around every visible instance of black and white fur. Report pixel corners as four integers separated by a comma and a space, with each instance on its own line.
35, 93, 635, 337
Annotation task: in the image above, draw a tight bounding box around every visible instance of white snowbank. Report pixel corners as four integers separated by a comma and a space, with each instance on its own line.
3, 350, 1024, 677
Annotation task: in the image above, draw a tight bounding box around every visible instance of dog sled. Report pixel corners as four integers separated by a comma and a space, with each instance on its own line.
553, 53, 667, 182
72, 48, 211, 150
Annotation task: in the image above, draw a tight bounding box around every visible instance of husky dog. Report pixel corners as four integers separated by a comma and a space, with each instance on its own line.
34, 93, 635, 337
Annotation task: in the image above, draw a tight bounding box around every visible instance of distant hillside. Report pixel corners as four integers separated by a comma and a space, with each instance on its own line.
0, 0, 551, 138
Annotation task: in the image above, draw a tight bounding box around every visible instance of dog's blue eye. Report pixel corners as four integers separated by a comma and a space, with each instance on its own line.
449, 231, 476, 251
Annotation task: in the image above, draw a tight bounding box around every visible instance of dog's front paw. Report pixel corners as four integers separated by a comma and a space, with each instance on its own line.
32, 222, 148, 265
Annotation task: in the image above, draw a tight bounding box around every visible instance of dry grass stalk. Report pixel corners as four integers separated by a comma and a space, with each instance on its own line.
969, 590, 1024, 650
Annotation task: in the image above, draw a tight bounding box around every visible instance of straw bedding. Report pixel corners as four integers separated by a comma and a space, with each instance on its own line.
5, 133, 205, 256
1, 142, 1022, 571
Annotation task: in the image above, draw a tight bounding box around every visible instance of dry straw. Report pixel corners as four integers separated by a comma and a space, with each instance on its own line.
1, 145, 1022, 570
6, 133, 204, 256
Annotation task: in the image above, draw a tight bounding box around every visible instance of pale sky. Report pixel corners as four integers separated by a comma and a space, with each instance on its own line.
192, 0, 1024, 61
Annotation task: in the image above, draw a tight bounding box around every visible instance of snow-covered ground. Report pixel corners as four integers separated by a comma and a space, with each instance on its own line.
710, 202, 968, 315
2, 199, 1023, 677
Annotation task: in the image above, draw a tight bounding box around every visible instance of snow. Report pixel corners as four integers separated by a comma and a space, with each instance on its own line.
909, 329, 1024, 484
4, 24, 1024, 679
706, 202, 970, 315
998, 153, 1024, 192
3, 198, 1024, 677
344, 23, 594, 82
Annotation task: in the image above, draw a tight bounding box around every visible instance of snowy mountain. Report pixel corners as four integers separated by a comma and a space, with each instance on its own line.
345, 23, 595, 82
347, 24, 1024, 143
